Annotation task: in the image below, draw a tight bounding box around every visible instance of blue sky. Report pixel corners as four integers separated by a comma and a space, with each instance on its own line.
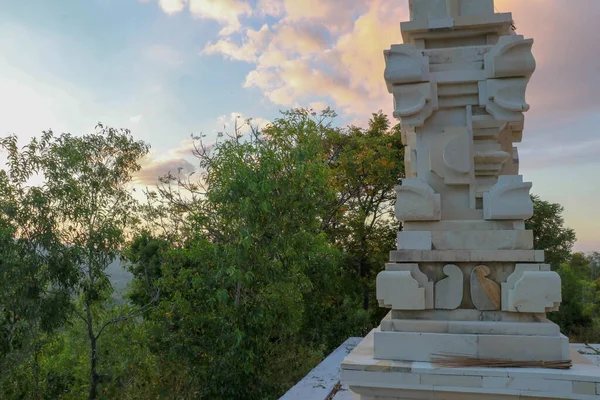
1, 0, 599, 251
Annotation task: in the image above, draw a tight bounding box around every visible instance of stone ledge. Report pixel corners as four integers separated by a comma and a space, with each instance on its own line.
380, 318, 561, 336
390, 249, 544, 262
279, 337, 361, 400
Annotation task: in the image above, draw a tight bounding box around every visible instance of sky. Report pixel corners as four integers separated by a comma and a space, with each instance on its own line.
0, 0, 598, 251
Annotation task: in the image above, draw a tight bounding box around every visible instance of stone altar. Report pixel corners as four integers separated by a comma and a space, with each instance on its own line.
340, 1, 600, 398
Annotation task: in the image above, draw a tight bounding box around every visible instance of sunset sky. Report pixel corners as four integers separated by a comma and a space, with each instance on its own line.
1, 0, 599, 251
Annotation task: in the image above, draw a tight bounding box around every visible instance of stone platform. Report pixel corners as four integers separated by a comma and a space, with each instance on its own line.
341, 331, 600, 400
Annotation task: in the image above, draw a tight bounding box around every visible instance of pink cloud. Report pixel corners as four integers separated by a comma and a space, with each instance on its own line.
160, 0, 599, 126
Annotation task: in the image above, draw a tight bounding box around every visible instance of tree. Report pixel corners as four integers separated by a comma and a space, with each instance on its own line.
526, 195, 576, 268
1, 126, 151, 399
0, 134, 77, 398
549, 263, 595, 338
321, 111, 404, 321
129, 110, 368, 398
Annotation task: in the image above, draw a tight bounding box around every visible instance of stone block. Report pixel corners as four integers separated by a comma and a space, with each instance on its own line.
386, 263, 434, 309
479, 78, 530, 122
395, 180, 441, 222
341, 369, 421, 386
573, 381, 597, 395
374, 330, 479, 361
409, 0, 448, 21
429, 126, 472, 185
483, 175, 534, 220
426, 46, 489, 66
380, 319, 449, 333
392, 309, 546, 323
501, 264, 541, 311
434, 264, 463, 310
481, 377, 570, 393
376, 270, 425, 310
447, 320, 560, 336
477, 333, 570, 362
390, 249, 544, 263
381, 319, 561, 337
485, 35, 536, 79
507, 270, 562, 313
373, 330, 569, 362
460, 0, 494, 17
421, 374, 482, 388
403, 220, 524, 232
441, 209, 483, 220
384, 44, 429, 89
397, 231, 432, 250
391, 82, 438, 126
428, 230, 533, 250
429, 17, 454, 30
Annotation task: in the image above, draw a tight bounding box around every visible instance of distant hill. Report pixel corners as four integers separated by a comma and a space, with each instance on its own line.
107, 256, 134, 301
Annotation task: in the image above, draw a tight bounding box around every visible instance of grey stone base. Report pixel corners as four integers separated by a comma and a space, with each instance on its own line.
374, 328, 569, 362
341, 330, 600, 400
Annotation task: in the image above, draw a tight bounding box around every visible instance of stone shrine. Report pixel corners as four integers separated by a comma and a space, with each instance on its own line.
340, 1, 600, 399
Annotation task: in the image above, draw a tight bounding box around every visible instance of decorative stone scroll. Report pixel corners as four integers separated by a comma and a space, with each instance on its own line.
470, 265, 501, 310
434, 264, 463, 310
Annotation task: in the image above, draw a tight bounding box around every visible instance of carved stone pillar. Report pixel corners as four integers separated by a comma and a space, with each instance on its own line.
340, 1, 600, 399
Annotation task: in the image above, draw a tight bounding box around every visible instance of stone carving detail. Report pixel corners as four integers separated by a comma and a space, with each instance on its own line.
434, 264, 463, 310
502, 264, 560, 313
384, 44, 429, 86
483, 175, 533, 220
485, 35, 536, 79
391, 82, 437, 126
394, 179, 441, 222
470, 265, 500, 310
386, 263, 434, 309
473, 142, 511, 178
429, 126, 472, 185
479, 78, 530, 122
376, 271, 425, 310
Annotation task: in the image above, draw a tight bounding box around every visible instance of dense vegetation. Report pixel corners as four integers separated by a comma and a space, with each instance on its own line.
0, 109, 597, 399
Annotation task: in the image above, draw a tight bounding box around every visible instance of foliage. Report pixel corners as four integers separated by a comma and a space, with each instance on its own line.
322, 111, 404, 322
0, 134, 78, 396
0, 126, 151, 399
526, 195, 576, 269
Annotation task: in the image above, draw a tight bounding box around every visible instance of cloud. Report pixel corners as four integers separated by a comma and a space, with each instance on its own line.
198, 0, 407, 120
215, 112, 271, 136
129, 115, 143, 124
155, 0, 600, 130
190, 0, 252, 35
494, 0, 600, 118
134, 112, 270, 186
158, 0, 186, 14
135, 157, 196, 185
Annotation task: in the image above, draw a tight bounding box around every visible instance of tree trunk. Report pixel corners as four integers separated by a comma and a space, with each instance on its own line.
33, 348, 41, 400
86, 303, 99, 400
